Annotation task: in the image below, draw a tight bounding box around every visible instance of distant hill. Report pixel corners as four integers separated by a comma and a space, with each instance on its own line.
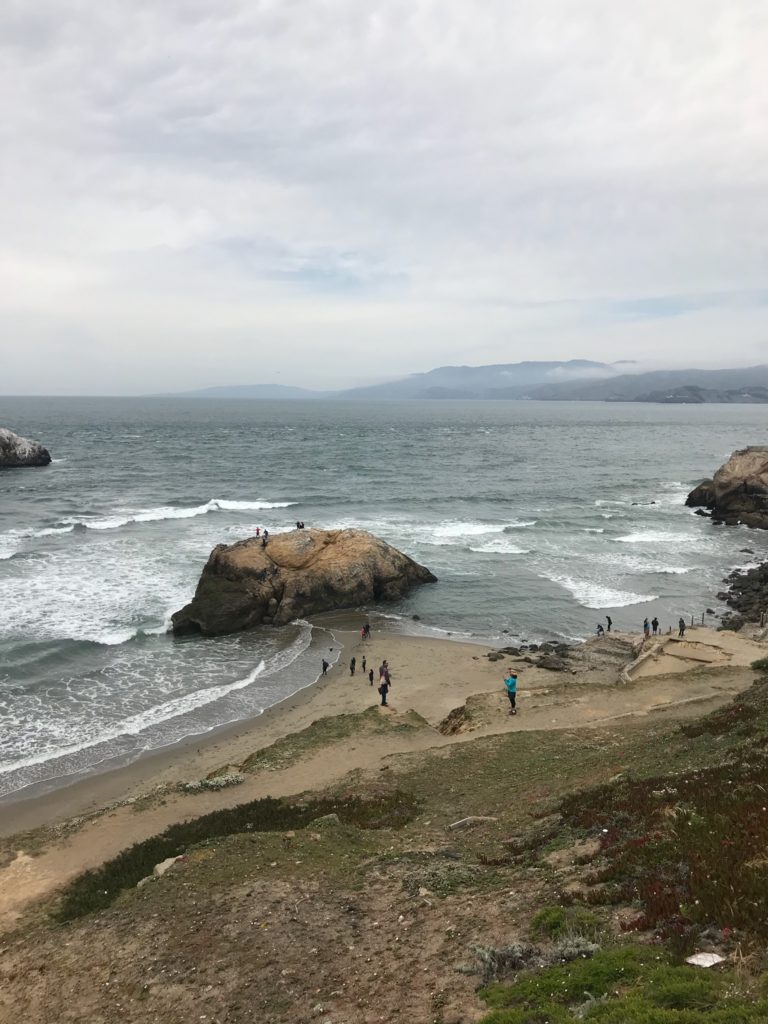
165, 361, 768, 403
336, 360, 617, 400
529, 365, 768, 402
633, 384, 768, 404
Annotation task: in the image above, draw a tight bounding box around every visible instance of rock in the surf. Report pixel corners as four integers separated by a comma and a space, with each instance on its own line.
0, 427, 52, 468
686, 446, 768, 529
172, 528, 437, 636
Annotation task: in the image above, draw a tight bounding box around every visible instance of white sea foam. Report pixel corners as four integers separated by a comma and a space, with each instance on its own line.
468, 539, 530, 554
614, 530, 693, 545
583, 527, 605, 533
62, 498, 296, 532
543, 574, 659, 608
0, 661, 269, 776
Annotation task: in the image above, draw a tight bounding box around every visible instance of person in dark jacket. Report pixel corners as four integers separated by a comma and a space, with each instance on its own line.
378, 677, 390, 706
350, 656, 356, 676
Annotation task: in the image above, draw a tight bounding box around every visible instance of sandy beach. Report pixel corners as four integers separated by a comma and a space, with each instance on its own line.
1, 621, 766, 930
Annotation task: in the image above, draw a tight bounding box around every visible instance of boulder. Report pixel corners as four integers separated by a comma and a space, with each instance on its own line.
538, 654, 569, 672
686, 447, 768, 529
0, 427, 51, 468
172, 528, 437, 636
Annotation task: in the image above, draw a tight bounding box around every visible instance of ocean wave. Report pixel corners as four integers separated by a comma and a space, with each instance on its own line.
468, 539, 530, 554
543, 574, 658, 609
614, 530, 694, 545
61, 497, 296, 531
0, 661, 269, 777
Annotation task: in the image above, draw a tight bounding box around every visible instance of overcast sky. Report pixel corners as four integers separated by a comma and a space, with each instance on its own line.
2, 1, 767, 394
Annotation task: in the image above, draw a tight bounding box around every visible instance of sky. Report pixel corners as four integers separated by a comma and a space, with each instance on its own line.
2, 0, 768, 394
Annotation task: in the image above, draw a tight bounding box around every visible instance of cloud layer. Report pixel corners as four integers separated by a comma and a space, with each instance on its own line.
2, 1, 767, 392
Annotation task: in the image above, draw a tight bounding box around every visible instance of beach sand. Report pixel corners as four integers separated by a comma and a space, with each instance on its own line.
0, 623, 765, 928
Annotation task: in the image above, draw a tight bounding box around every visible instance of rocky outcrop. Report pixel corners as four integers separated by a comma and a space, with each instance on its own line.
718, 562, 768, 628
0, 427, 51, 468
172, 528, 437, 636
686, 446, 768, 528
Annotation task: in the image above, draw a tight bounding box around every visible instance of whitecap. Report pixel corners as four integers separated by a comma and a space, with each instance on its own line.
542, 574, 658, 609
61, 497, 296, 531
0, 661, 268, 777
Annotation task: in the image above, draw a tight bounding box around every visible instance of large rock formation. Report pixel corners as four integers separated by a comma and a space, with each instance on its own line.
686, 446, 768, 529
172, 528, 437, 636
0, 427, 51, 468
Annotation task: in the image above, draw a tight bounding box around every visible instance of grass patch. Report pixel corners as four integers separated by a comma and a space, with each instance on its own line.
530, 904, 601, 939
558, 753, 768, 943
681, 674, 768, 739
480, 945, 768, 1023
238, 707, 428, 774
54, 789, 418, 923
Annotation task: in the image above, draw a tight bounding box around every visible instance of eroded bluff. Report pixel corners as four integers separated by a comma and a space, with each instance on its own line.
686, 446, 768, 529
172, 528, 437, 636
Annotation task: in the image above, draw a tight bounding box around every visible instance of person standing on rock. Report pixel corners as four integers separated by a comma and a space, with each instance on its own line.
651, 616, 659, 635
606, 616, 612, 633
503, 670, 518, 715
596, 623, 605, 637
350, 656, 356, 676
678, 617, 687, 637
321, 659, 329, 675
643, 618, 650, 639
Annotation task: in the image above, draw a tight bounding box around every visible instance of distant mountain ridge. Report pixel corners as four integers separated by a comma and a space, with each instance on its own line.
529, 365, 768, 401
168, 360, 768, 403
174, 360, 620, 400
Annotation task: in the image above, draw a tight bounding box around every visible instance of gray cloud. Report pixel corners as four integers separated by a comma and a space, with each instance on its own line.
2, 0, 767, 393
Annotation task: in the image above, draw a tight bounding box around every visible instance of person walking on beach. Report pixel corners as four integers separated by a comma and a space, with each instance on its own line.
378, 677, 390, 706
503, 669, 518, 715
361, 655, 366, 674
606, 616, 612, 633
651, 616, 659, 636
368, 668, 374, 685
678, 617, 687, 637
643, 618, 650, 639
350, 656, 356, 676
321, 658, 329, 675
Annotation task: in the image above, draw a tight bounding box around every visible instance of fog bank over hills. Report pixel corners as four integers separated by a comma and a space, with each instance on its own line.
170, 360, 768, 403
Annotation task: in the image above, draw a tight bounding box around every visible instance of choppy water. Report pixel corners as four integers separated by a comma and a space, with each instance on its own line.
1, 396, 767, 799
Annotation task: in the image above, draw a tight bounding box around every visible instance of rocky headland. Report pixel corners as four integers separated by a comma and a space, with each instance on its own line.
172, 527, 437, 636
686, 445, 768, 529
0, 427, 51, 468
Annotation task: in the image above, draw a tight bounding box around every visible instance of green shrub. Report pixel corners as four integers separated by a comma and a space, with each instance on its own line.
751, 658, 768, 674
531, 906, 568, 937
54, 790, 418, 922
480, 947, 768, 1024
481, 946, 668, 1009
530, 904, 601, 940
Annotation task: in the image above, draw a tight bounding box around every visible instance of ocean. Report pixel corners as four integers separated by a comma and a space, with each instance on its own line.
1, 396, 767, 800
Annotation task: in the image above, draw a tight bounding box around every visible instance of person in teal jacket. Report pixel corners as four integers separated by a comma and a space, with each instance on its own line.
503, 670, 518, 715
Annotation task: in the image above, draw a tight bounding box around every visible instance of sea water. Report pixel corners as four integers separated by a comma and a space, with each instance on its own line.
1, 396, 767, 798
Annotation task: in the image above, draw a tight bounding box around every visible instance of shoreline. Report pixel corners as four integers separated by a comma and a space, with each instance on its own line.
4, 540, 768, 838
1, 622, 767, 929
0, 620, 497, 837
